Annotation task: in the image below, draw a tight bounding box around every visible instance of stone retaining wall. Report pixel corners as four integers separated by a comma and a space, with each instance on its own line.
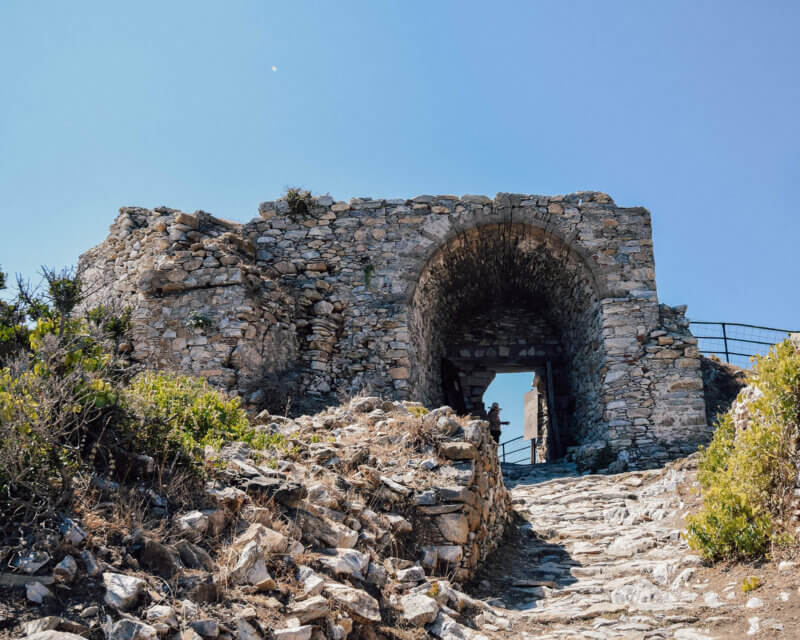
407, 408, 512, 582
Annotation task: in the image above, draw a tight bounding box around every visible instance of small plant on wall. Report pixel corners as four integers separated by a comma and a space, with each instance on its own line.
185, 311, 213, 331
364, 262, 375, 288
359, 256, 375, 288
285, 187, 312, 218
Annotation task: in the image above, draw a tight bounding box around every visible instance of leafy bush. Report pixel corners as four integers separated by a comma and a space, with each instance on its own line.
685, 339, 800, 561
0, 327, 122, 525
0, 265, 284, 534
125, 371, 284, 460
0, 266, 30, 364
86, 304, 132, 344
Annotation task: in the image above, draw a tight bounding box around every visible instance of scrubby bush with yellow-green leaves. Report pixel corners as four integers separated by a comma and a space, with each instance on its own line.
686, 338, 800, 561
125, 371, 285, 459
0, 266, 282, 533
0, 319, 124, 525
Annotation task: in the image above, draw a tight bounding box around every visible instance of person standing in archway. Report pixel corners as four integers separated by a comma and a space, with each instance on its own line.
487, 402, 508, 443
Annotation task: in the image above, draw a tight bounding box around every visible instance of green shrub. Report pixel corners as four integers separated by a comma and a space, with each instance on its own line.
0, 265, 289, 531
86, 305, 132, 344
0, 332, 121, 525
0, 264, 294, 537
125, 371, 284, 460
0, 267, 30, 364
685, 339, 800, 561
285, 187, 312, 218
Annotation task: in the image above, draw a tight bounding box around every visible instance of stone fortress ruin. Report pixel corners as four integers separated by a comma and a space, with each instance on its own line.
80, 191, 710, 469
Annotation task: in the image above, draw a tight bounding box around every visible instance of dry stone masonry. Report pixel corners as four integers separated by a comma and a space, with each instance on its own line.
5, 398, 514, 638
80, 191, 709, 468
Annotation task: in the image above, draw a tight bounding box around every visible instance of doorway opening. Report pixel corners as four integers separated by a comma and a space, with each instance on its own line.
409, 223, 605, 456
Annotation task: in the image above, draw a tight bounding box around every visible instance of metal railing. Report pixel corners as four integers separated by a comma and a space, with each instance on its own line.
499, 435, 537, 464
690, 321, 797, 368
497, 322, 795, 462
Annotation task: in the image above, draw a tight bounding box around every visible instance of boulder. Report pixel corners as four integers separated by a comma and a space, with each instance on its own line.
230, 541, 276, 590
273, 627, 314, 640
140, 539, 182, 577
176, 540, 215, 571
26, 582, 54, 604
400, 593, 439, 626
297, 565, 325, 596
436, 514, 469, 544
178, 511, 209, 540
107, 618, 158, 640
236, 619, 261, 640
22, 633, 86, 640
324, 583, 381, 622
232, 523, 289, 554
288, 594, 329, 623
189, 619, 220, 637
103, 572, 146, 610
317, 548, 370, 579
438, 442, 477, 460
53, 556, 77, 583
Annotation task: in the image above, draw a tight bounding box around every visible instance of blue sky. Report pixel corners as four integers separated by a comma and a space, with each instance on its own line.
2, 2, 798, 442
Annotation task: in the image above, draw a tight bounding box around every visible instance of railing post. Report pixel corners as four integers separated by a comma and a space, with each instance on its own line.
722, 322, 729, 363
501, 442, 506, 464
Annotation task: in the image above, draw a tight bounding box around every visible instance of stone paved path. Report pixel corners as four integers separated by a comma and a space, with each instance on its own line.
470, 460, 733, 639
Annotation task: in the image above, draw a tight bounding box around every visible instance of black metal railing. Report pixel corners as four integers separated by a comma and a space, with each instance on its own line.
497, 322, 795, 462
499, 435, 537, 464
690, 321, 797, 368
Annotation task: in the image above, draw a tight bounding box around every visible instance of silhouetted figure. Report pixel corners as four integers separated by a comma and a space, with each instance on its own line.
487, 402, 508, 442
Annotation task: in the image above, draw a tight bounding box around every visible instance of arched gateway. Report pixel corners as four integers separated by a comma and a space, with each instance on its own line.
80, 192, 710, 468
409, 222, 604, 460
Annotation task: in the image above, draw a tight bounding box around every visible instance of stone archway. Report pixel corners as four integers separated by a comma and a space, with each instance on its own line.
408, 222, 606, 457
82, 192, 711, 469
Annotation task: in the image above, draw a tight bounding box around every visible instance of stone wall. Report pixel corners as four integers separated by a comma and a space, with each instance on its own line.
444, 307, 562, 415
407, 407, 512, 582
79, 191, 710, 468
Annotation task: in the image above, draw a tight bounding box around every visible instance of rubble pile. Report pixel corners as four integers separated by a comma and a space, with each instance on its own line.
0, 398, 511, 640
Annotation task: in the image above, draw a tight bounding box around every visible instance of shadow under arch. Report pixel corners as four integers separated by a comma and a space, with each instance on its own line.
408, 222, 607, 457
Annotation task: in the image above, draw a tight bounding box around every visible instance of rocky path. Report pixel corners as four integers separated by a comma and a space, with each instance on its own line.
469, 460, 790, 639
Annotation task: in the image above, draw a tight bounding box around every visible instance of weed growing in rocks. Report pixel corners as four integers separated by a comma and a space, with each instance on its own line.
741, 575, 762, 593
284, 186, 312, 218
